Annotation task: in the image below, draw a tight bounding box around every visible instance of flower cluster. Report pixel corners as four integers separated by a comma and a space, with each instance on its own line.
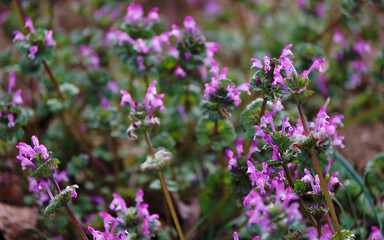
201, 60, 250, 120
250, 44, 325, 103
16, 135, 78, 215
1, 72, 23, 133
120, 80, 165, 138
332, 28, 372, 88
88, 189, 160, 239
13, 17, 55, 61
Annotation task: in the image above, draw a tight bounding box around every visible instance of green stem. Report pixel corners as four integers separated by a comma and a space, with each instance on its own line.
12, 3, 111, 177
50, 177, 89, 240
143, 133, 185, 240
42, 60, 112, 176
12, 0, 27, 33
297, 103, 343, 240
192, 188, 233, 240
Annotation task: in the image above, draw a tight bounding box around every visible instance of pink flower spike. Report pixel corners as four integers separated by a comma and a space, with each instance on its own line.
236, 138, 243, 158
264, 56, 271, 72
7, 114, 15, 128
281, 44, 294, 58
145, 7, 160, 24
135, 189, 144, 207
235, 83, 251, 95
264, 134, 275, 147
44, 30, 55, 46
333, 28, 347, 49
8, 72, 16, 93
25, 17, 35, 33
281, 117, 290, 136
251, 58, 262, 69
12, 31, 25, 42
120, 90, 135, 108
327, 172, 342, 190
125, 2, 144, 24
13, 89, 23, 106
175, 65, 187, 78
28, 46, 38, 60
254, 125, 265, 139
272, 100, 284, 115
16, 155, 36, 170
265, 111, 275, 131
303, 57, 325, 79
353, 39, 372, 56
184, 16, 197, 36
233, 232, 239, 240
369, 226, 384, 240
247, 141, 261, 160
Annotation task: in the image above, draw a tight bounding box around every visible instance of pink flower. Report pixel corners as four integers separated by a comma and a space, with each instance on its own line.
12, 31, 25, 42
25, 17, 35, 33
175, 65, 187, 78
28, 45, 38, 60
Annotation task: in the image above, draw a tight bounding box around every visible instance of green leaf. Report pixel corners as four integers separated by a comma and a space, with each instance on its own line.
60, 83, 80, 98
44, 184, 79, 217
196, 118, 236, 151
47, 98, 66, 112
334, 151, 383, 232
331, 230, 356, 240
32, 158, 60, 178
240, 99, 270, 139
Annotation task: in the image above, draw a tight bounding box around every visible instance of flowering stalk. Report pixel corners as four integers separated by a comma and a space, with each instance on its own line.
298, 103, 343, 240
12, 4, 112, 177
143, 132, 185, 240
50, 176, 88, 240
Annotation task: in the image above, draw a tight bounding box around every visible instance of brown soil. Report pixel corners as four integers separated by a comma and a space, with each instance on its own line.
339, 119, 384, 172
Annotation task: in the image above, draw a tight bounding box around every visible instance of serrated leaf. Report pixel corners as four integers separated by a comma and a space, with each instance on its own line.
32, 158, 60, 178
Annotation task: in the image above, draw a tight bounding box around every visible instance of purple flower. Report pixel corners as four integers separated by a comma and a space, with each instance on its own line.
12, 31, 25, 42
333, 28, 347, 49
353, 39, 371, 56
272, 100, 284, 115
44, 30, 55, 46
369, 226, 384, 240
8, 72, 16, 93
124, 3, 143, 25
302, 57, 325, 79
144, 7, 160, 24
136, 55, 146, 71
301, 169, 320, 193
25, 17, 35, 33
110, 193, 127, 214
7, 113, 15, 128
233, 232, 239, 240
175, 65, 187, 78
135, 189, 144, 207
251, 57, 263, 69
28, 46, 38, 60
184, 16, 197, 36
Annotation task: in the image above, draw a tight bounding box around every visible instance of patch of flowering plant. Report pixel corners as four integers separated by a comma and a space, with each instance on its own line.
1, 0, 384, 240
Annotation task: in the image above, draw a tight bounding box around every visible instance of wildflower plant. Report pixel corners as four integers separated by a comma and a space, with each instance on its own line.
1, 1, 384, 240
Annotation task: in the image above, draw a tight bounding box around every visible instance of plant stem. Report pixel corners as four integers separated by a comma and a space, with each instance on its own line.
192, 188, 233, 240
259, 98, 268, 120
12, 0, 27, 32
297, 103, 343, 240
143, 132, 185, 240
317, 220, 322, 238
12, 2, 111, 177
283, 164, 317, 228
41, 60, 112, 176
49, 177, 89, 240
